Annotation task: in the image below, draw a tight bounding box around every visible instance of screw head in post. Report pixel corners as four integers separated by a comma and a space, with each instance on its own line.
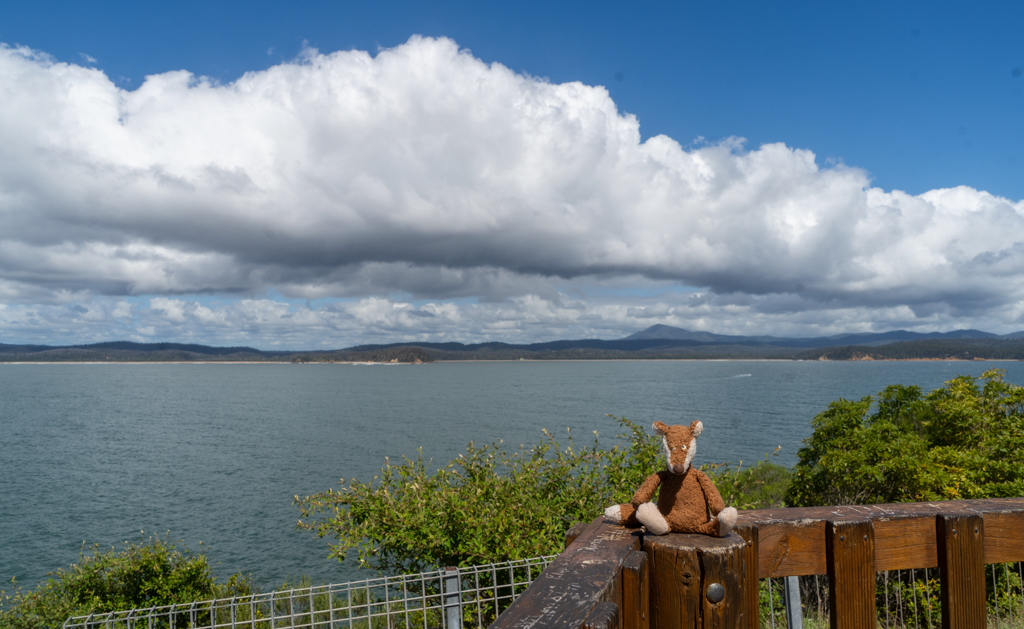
706, 582, 725, 604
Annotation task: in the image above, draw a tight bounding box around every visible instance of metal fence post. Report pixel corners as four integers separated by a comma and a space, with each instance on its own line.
784, 576, 803, 629
444, 567, 461, 629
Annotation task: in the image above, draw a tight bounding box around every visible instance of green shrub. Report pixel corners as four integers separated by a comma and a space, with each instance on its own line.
0, 537, 253, 629
295, 416, 662, 573
784, 369, 1024, 626
705, 448, 792, 510
786, 369, 1024, 507
296, 416, 791, 573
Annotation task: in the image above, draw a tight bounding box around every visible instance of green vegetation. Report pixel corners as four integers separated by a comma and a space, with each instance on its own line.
798, 338, 1024, 360
295, 417, 660, 572
783, 368, 1024, 628
786, 368, 1024, 506
291, 346, 433, 363
0, 537, 252, 629
706, 448, 791, 510
295, 416, 790, 573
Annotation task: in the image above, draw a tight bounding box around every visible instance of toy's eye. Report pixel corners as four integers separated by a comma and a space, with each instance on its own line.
670, 446, 677, 451
680, 445, 687, 451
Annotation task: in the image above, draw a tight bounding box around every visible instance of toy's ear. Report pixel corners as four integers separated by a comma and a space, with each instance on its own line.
689, 420, 704, 437
652, 421, 669, 436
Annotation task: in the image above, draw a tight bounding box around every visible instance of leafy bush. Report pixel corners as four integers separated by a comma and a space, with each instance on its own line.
0, 537, 253, 629
784, 369, 1024, 626
786, 369, 1024, 507
297, 416, 790, 573
706, 448, 792, 510
295, 417, 662, 573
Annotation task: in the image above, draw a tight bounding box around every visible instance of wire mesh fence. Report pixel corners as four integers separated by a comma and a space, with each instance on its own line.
759, 561, 1024, 629
63, 555, 556, 629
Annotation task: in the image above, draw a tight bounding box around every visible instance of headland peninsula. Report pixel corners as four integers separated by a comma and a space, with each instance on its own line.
5, 325, 1024, 362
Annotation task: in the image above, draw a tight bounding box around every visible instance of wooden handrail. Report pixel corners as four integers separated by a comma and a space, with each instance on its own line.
489, 498, 1024, 629
490, 518, 641, 629
736, 497, 1024, 577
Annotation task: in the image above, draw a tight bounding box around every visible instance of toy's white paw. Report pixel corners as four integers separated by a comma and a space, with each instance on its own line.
717, 506, 738, 536
604, 504, 623, 523
636, 502, 671, 535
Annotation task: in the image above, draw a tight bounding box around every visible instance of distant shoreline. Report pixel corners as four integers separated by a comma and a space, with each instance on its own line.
2, 357, 1020, 364
6, 330, 1024, 362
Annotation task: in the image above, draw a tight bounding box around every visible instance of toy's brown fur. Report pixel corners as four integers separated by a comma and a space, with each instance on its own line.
605, 420, 736, 537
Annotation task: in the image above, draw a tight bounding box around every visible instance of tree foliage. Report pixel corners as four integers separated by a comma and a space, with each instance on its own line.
295, 417, 662, 573
0, 537, 252, 629
706, 448, 791, 510
296, 416, 790, 573
786, 369, 1024, 507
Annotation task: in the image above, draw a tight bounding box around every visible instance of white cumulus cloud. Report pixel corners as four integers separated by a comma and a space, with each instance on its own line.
0, 36, 1023, 345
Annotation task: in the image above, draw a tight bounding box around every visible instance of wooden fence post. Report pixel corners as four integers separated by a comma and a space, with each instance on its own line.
937, 513, 985, 629
645, 533, 750, 629
566, 522, 591, 549
622, 550, 650, 629
825, 519, 875, 629
732, 525, 759, 629
584, 602, 621, 629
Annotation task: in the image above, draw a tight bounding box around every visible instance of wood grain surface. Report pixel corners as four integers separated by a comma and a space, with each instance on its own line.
938, 514, 985, 629
734, 498, 1024, 577
645, 533, 749, 629
490, 518, 640, 629
732, 525, 760, 629
583, 602, 621, 629
621, 550, 650, 629
826, 519, 876, 629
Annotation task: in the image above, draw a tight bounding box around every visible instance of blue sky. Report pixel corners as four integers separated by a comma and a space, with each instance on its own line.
0, 0, 1022, 349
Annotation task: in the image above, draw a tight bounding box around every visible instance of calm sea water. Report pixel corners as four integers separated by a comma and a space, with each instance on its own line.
2, 360, 1022, 590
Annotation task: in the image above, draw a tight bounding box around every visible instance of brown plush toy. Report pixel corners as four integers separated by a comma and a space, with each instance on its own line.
604, 420, 737, 536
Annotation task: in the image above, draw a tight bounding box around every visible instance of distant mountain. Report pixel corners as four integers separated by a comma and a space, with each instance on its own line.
624, 324, 1004, 349
0, 341, 279, 362
5, 326, 1024, 362
76, 341, 277, 355
798, 337, 1024, 361
623, 324, 738, 343
0, 341, 431, 363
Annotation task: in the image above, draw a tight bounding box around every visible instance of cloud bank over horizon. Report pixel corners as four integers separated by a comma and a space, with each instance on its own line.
1, 36, 1023, 348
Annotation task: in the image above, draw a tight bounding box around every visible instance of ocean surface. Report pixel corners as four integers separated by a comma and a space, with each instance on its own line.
3, 360, 1023, 591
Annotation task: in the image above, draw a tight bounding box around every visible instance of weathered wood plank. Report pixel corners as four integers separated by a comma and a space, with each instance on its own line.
621, 551, 649, 629
826, 519, 875, 629
583, 602, 620, 629
566, 522, 591, 550
938, 514, 985, 629
732, 525, 759, 629
737, 497, 1024, 527
737, 498, 1024, 576
490, 518, 640, 629
495, 500, 1024, 629
755, 520, 826, 577
645, 533, 748, 629
982, 510, 1024, 564
874, 515, 937, 571
699, 534, 750, 629
645, 534, 701, 629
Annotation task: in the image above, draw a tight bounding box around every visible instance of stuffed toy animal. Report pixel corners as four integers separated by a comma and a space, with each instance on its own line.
604, 420, 737, 536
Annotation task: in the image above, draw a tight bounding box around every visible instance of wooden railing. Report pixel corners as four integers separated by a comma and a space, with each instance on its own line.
489, 498, 1024, 629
